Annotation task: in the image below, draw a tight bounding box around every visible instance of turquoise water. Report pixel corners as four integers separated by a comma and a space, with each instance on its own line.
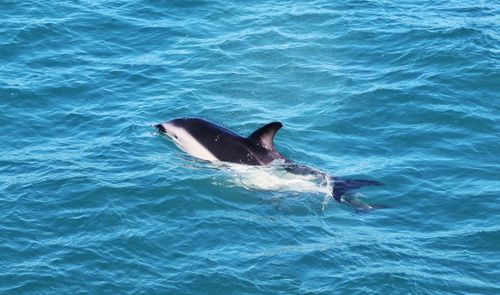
1, 0, 499, 293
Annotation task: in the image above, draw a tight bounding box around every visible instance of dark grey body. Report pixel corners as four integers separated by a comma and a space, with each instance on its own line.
156, 118, 284, 165
155, 117, 383, 204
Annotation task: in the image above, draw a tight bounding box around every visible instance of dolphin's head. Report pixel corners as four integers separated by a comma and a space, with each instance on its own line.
155, 117, 204, 152
155, 118, 186, 143
155, 117, 221, 161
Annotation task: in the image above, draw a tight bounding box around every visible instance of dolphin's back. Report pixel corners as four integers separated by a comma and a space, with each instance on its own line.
177, 118, 266, 165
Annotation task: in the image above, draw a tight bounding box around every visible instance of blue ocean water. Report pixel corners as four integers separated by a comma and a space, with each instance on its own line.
1, 0, 499, 293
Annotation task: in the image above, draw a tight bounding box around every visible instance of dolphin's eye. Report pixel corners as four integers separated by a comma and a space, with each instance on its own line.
174, 135, 178, 139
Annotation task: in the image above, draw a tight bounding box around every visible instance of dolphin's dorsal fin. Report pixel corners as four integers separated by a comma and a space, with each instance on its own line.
247, 122, 283, 150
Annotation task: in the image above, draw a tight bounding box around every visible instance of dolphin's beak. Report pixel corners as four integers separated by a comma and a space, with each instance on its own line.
155, 124, 167, 133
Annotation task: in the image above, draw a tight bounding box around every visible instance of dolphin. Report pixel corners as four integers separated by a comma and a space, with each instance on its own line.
155, 117, 383, 209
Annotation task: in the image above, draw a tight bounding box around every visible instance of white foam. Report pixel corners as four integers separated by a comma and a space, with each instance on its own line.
221, 162, 331, 195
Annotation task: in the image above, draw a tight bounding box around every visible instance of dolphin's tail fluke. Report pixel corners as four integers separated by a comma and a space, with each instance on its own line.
330, 177, 383, 202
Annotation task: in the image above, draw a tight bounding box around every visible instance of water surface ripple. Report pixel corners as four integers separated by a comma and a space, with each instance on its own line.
1, 0, 499, 293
